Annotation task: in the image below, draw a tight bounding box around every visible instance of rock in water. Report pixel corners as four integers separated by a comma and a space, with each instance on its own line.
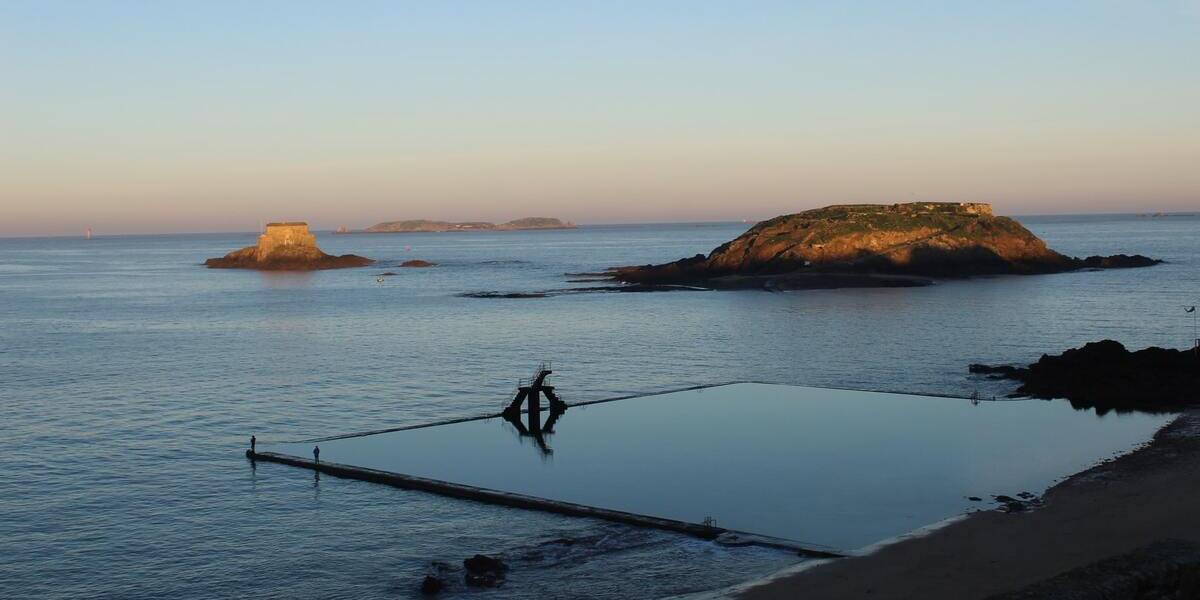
400, 260, 436, 268
419, 575, 445, 595
972, 340, 1200, 411
462, 554, 507, 588
204, 223, 372, 270
1079, 254, 1161, 269
610, 203, 1160, 288
463, 554, 507, 574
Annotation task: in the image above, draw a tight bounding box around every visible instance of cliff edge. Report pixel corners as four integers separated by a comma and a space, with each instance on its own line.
205, 223, 373, 270
611, 203, 1158, 288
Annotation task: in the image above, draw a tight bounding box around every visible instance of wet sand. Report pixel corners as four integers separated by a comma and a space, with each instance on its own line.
737, 410, 1200, 600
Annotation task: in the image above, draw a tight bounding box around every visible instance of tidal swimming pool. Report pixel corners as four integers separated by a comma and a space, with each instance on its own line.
270, 383, 1171, 551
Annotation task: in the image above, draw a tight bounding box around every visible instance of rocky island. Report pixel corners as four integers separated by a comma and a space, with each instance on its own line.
359, 217, 575, 233
205, 222, 372, 270
610, 203, 1159, 290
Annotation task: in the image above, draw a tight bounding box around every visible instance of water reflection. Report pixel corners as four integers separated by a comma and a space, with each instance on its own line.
1066, 398, 1183, 417
503, 397, 567, 457
257, 271, 314, 288
501, 364, 568, 457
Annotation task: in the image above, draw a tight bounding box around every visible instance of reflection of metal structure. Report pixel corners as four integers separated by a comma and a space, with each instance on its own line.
502, 363, 568, 456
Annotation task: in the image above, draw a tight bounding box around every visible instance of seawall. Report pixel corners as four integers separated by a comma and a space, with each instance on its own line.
247, 449, 841, 558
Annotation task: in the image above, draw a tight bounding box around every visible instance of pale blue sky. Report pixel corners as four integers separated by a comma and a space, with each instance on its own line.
2, 1, 1198, 235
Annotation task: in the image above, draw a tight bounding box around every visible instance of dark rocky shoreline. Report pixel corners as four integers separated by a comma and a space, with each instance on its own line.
971, 340, 1200, 412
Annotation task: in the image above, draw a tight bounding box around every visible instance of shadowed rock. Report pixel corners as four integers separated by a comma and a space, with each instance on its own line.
205, 223, 372, 270
401, 259, 437, 268
463, 554, 507, 588
419, 575, 445, 595
1080, 254, 1161, 269
610, 203, 1160, 289
971, 340, 1200, 411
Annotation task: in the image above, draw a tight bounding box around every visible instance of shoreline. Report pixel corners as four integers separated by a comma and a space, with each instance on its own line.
732, 409, 1200, 599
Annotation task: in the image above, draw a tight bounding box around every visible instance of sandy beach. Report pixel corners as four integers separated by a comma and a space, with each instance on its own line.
737, 409, 1200, 600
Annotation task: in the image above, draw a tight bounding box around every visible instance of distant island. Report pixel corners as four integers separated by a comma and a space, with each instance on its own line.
608, 203, 1159, 290
205, 222, 372, 270
349, 217, 576, 234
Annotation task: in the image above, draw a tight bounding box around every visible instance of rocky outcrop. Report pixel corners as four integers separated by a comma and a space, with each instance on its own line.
462, 554, 508, 588
971, 340, 1200, 411
362, 217, 575, 233
420, 575, 446, 595
611, 203, 1160, 288
205, 223, 372, 270
400, 259, 437, 268
1080, 254, 1161, 269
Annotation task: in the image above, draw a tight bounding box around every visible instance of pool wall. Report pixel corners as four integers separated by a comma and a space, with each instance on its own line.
246, 449, 842, 558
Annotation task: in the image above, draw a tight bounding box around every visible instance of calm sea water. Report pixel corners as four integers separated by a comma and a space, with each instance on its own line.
1, 215, 1197, 599
274, 383, 1170, 551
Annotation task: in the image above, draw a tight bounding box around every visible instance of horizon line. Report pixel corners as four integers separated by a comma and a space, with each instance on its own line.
2, 210, 1197, 240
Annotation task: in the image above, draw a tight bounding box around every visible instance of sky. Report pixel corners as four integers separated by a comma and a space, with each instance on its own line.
2, 1, 1199, 236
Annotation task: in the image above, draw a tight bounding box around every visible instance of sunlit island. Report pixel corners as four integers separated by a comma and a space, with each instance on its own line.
205, 222, 373, 270
609, 203, 1160, 290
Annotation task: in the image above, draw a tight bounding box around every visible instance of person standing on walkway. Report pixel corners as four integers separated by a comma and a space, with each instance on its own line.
250, 435, 256, 454
313, 445, 320, 463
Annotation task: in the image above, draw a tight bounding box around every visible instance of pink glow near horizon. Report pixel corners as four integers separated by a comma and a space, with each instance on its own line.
2, 2, 1198, 236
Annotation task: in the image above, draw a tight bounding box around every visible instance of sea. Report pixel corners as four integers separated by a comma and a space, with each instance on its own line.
1, 214, 1197, 599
